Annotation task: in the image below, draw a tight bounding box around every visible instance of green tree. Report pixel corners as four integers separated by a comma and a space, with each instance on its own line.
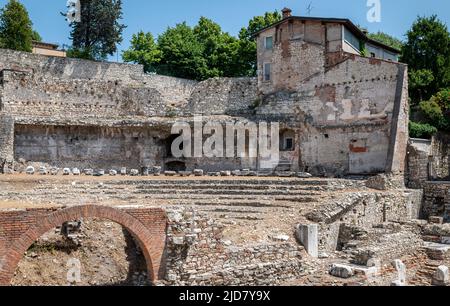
416, 88, 450, 133
31, 30, 42, 42
409, 121, 438, 139
156, 22, 207, 80
368, 31, 403, 51
0, 0, 33, 52
193, 17, 240, 79
122, 31, 161, 73
401, 15, 450, 104
68, 0, 126, 60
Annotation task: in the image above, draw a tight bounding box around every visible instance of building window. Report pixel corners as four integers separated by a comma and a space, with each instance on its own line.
284, 138, 294, 151
280, 130, 295, 151
264, 63, 271, 81
370, 52, 376, 58
265, 36, 273, 50
343, 27, 360, 52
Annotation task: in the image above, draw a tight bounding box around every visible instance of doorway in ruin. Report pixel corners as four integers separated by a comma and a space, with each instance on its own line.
11, 218, 151, 286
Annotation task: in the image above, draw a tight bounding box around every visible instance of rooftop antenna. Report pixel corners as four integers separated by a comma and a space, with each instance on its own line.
306, 2, 314, 16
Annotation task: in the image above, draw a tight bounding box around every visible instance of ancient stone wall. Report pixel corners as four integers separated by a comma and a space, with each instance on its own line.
0, 45, 409, 175
430, 133, 450, 180
13, 124, 170, 170
423, 182, 450, 221
163, 209, 304, 286
255, 49, 408, 176
407, 139, 432, 188
308, 190, 423, 252
0, 114, 14, 173
186, 77, 257, 116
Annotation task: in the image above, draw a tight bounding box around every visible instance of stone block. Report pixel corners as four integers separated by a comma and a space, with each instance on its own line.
392, 259, 406, 285
432, 266, 449, 286
193, 169, 204, 176
179, 171, 192, 177
295, 224, 318, 258
329, 264, 353, 279
50, 167, 59, 175
152, 166, 162, 176
26, 166, 35, 175
429, 216, 444, 225
141, 167, 150, 176
390, 280, 405, 286
297, 172, 313, 178
275, 171, 295, 177
94, 169, 105, 176
39, 166, 48, 175
270, 234, 290, 242
172, 236, 185, 245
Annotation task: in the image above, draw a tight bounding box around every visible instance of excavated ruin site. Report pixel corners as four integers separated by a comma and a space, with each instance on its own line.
0, 10, 449, 286
0, 172, 448, 287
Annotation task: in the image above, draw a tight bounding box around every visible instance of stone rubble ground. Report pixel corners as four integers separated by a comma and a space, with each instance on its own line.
0, 173, 449, 286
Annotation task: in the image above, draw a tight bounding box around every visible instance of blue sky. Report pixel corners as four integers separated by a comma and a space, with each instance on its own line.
0, 0, 449, 61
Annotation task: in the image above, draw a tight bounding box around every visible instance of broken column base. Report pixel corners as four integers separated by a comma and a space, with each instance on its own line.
295, 224, 318, 258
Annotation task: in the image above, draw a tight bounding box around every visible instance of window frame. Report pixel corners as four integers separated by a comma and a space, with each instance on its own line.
263, 62, 271, 82
264, 36, 273, 50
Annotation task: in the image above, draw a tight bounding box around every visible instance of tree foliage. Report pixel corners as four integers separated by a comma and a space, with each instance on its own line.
0, 0, 33, 52
68, 0, 126, 61
31, 30, 42, 42
122, 11, 282, 80
122, 31, 161, 73
409, 121, 438, 139
368, 31, 403, 51
401, 15, 450, 105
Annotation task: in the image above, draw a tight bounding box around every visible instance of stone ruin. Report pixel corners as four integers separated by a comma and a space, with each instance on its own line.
0, 10, 447, 286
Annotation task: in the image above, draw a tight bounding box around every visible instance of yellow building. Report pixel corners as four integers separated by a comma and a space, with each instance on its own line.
32, 41, 66, 58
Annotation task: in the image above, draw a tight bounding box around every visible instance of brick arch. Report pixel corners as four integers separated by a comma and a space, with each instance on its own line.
0, 205, 167, 285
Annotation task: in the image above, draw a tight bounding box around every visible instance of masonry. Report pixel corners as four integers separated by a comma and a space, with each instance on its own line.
0, 9, 408, 177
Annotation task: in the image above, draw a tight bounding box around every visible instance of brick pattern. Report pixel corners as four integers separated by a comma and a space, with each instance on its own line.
0, 205, 167, 285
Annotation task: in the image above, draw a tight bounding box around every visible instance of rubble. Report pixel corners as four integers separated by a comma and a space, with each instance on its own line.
39, 166, 48, 175
329, 264, 354, 279
26, 166, 35, 175
432, 266, 449, 286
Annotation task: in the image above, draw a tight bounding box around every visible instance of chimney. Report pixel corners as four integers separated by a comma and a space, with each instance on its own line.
282, 7, 292, 19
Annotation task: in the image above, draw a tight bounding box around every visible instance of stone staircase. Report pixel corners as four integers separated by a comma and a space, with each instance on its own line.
409, 261, 441, 286
0, 176, 367, 243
